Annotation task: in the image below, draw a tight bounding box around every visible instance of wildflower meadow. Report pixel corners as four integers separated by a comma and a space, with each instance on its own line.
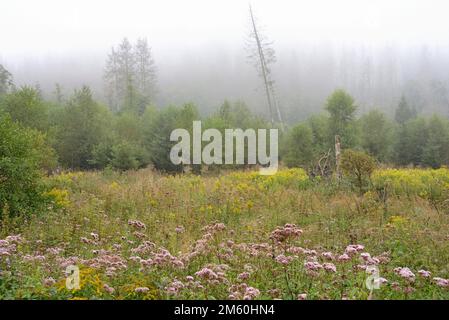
1, 168, 448, 300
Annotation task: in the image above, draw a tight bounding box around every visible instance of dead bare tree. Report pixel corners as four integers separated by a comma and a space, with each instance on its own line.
311, 149, 332, 178
247, 4, 284, 130
335, 135, 342, 180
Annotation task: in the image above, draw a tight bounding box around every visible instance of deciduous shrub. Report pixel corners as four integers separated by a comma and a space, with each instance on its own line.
0, 115, 47, 217
341, 149, 376, 194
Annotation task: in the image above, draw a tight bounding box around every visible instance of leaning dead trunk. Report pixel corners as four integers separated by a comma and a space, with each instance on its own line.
248, 5, 284, 130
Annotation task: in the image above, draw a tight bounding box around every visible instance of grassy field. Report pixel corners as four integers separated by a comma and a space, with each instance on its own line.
0, 168, 448, 299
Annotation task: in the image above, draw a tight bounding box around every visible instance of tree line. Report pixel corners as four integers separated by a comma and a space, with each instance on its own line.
1, 77, 448, 174
282, 89, 449, 171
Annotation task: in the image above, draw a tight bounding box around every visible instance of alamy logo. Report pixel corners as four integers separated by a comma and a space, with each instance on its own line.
365, 265, 381, 291
65, 265, 80, 290
170, 121, 278, 174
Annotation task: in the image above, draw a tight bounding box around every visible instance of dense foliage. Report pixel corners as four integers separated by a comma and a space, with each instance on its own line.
0, 116, 48, 217
283, 90, 449, 171
341, 149, 376, 194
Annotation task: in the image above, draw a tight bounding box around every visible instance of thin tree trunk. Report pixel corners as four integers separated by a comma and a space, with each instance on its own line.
335, 135, 341, 180
249, 5, 274, 125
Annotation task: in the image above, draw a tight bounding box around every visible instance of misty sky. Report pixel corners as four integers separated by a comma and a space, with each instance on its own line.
1, 0, 448, 59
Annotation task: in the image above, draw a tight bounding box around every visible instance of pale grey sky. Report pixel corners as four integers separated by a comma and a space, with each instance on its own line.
1, 0, 448, 60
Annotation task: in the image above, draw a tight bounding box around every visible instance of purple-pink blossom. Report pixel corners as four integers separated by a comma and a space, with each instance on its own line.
337, 253, 351, 262
297, 293, 307, 300
433, 277, 449, 288
418, 270, 431, 278
395, 267, 415, 282
323, 263, 337, 273
275, 254, 293, 265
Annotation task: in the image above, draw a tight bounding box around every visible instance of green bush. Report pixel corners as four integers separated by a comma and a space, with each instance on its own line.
0, 115, 48, 217
341, 149, 376, 194
144, 104, 199, 173
281, 123, 314, 169
53, 86, 111, 169
0, 86, 49, 131
110, 141, 149, 171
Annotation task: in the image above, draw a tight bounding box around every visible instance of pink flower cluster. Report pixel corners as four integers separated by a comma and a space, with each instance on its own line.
46, 247, 64, 256
90, 232, 99, 241
359, 252, 381, 265
0, 235, 23, 257
133, 231, 146, 239
183, 275, 205, 290
195, 267, 218, 280
321, 252, 334, 260
374, 277, 389, 286
304, 261, 323, 272
297, 293, 307, 300
128, 219, 146, 230
175, 226, 185, 234
182, 223, 229, 263
201, 222, 226, 234
43, 277, 56, 287
83, 253, 127, 276
237, 243, 271, 258
0, 242, 16, 257
216, 241, 235, 261
237, 271, 250, 281
165, 278, 185, 295
345, 244, 365, 256
134, 247, 184, 270
433, 277, 449, 288
394, 267, 416, 282
286, 246, 317, 257
275, 254, 294, 265
103, 283, 115, 294
134, 287, 149, 293
22, 254, 46, 262
323, 262, 337, 273
130, 241, 156, 255
417, 269, 431, 278
183, 224, 227, 261
337, 253, 351, 262
195, 264, 229, 285
57, 256, 80, 269
269, 224, 303, 243
80, 237, 89, 244
4, 235, 23, 243
228, 283, 260, 300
